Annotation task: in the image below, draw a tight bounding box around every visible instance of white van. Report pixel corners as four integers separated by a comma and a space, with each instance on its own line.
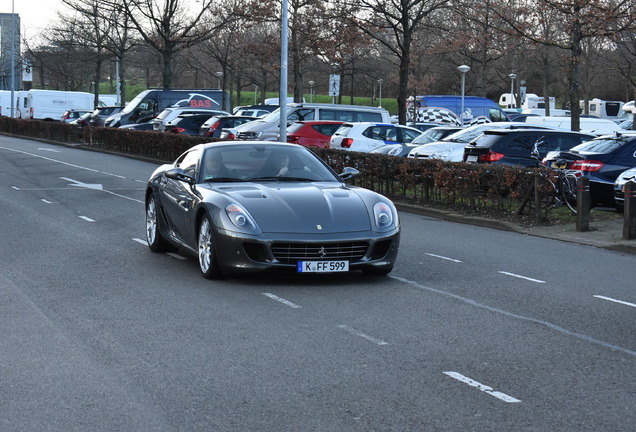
26, 89, 94, 121
524, 115, 626, 136
580, 98, 623, 120
234, 103, 391, 141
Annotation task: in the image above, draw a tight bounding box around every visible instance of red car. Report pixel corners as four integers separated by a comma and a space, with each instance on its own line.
286, 121, 344, 148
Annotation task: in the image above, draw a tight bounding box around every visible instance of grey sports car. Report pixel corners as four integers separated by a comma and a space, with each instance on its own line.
145, 141, 400, 278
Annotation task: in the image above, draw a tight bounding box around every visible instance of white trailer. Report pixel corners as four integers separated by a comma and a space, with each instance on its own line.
26, 89, 94, 121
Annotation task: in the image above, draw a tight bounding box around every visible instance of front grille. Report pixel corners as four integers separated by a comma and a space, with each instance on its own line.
272, 242, 368, 264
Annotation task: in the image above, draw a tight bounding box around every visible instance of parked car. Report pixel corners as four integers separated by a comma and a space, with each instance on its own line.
153, 107, 229, 132
199, 115, 258, 138
408, 122, 557, 161
119, 117, 156, 131
233, 106, 275, 118
90, 105, 122, 127
235, 103, 391, 141
61, 109, 92, 123
369, 143, 418, 157
165, 113, 217, 135
464, 129, 595, 167
614, 167, 636, 211
330, 122, 423, 152
406, 122, 449, 132
542, 132, 636, 209
144, 141, 400, 278
286, 120, 344, 148
69, 111, 93, 128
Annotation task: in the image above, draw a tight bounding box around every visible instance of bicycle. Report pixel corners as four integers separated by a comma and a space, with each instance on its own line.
517, 136, 580, 217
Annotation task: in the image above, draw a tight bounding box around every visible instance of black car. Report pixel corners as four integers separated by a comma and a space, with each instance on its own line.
165, 113, 215, 135
145, 142, 400, 278
463, 129, 595, 167
542, 132, 636, 209
199, 115, 257, 138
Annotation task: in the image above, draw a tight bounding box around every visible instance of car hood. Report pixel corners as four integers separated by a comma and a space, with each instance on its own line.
204, 183, 373, 233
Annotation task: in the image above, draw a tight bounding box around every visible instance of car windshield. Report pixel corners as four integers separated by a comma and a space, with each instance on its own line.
443, 124, 497, 142
199, 145, 340, 183
569, 136, 634, 154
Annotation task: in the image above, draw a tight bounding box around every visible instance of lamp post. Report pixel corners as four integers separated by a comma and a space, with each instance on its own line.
457, 65, 470, 125
378, 79, 383, 108
10, 0, 15, 117
308, 80, 314, 103
215, 71, 223, 89
508, 73, 516, 108
254, 84, 258, 105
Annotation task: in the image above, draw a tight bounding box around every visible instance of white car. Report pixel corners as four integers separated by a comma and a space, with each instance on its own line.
329, 122, 423, 152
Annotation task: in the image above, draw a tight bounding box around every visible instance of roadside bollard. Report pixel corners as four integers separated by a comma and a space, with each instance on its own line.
623, 181, 636, 240
576, 176, 590, 232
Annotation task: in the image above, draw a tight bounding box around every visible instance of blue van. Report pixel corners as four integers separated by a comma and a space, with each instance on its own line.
410, 95, 510, 125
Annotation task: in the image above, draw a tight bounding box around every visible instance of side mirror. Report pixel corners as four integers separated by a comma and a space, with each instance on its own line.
339, 167, 359, 181
165, 167, 195, 184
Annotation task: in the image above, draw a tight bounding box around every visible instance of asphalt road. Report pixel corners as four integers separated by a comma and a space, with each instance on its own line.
1, 136, 634, 431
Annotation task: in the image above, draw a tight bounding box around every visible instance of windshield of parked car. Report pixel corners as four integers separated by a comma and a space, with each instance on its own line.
442, 123, 499, 142
200, 145, 340, 183
569, 136, 634, 154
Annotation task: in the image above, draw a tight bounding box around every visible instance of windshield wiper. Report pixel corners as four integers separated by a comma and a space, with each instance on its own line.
252, 176, 315, 182
203, 177, 246, 182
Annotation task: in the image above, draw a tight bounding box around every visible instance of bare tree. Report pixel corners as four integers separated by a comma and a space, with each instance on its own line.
339, 0, 451, 124
492, 0, 636, 131
124, 0, 231, 88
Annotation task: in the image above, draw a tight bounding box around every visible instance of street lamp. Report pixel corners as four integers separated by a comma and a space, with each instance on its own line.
378, 79, 384, 108
457, 65, 470, 125
215, 71, 223, 89
308, 80, 315, 103
508, 73, 516, 108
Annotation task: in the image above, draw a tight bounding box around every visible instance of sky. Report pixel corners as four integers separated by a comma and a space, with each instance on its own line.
4, 0, 62, 41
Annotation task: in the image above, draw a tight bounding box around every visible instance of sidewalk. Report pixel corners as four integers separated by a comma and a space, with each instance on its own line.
396, 203, 636, 255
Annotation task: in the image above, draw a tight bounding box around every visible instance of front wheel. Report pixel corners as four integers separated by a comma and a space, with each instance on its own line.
146, 194, 171, 252
198, 215, 223, 279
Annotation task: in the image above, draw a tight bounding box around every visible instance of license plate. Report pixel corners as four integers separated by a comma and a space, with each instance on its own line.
466, 155, 478, 162
297, 261, 349, 273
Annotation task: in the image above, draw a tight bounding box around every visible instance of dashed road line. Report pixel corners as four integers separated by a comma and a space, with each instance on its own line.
262, 293, 302, 309
498, 271, 545, 284
594, 295, 636, 309
426, 253, 462, 263
444, 371, 521, 403
337, 325, 388, 346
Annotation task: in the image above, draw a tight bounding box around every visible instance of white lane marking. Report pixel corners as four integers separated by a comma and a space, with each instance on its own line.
1, 145, 147, 183
41, 199, 52, 204
38, 148, 61, 152
132, 238, 148, 246
262, 293, 302, 309
11, 186, 19, 190
337, 325, 388, 346
444, 372, 521, 403
60, 177, 103, 190
79, 216, 95, 222
390, 275, 636, 357
594, 295, 636, 309
426, 253, 462, 263
498, 271, 545, 284
166, 252, 187, 261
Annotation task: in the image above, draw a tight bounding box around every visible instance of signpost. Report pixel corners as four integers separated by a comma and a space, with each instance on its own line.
329, 74, 340, 103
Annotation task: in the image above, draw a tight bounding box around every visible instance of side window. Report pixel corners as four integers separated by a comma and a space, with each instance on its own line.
176, 150, 199, 177
489, 108, 508, 122
357, 112, 383, 122
504, 136, 533, 154
385, 127, 399, 142
289, 109, 315, 122
401, 128, 422, 143
319, 109, 337, 121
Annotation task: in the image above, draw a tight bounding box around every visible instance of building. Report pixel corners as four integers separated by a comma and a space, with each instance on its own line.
0, 13, 21, 91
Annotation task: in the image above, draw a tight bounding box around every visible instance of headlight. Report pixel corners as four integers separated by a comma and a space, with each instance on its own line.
225, 204, 261, 234
373, 202, 394, 229
388, 147, 402, 156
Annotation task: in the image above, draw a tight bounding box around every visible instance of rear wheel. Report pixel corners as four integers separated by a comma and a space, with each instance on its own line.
146, 194, 171, 252
198, 215, 223, 279
559, 172, 579, 214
